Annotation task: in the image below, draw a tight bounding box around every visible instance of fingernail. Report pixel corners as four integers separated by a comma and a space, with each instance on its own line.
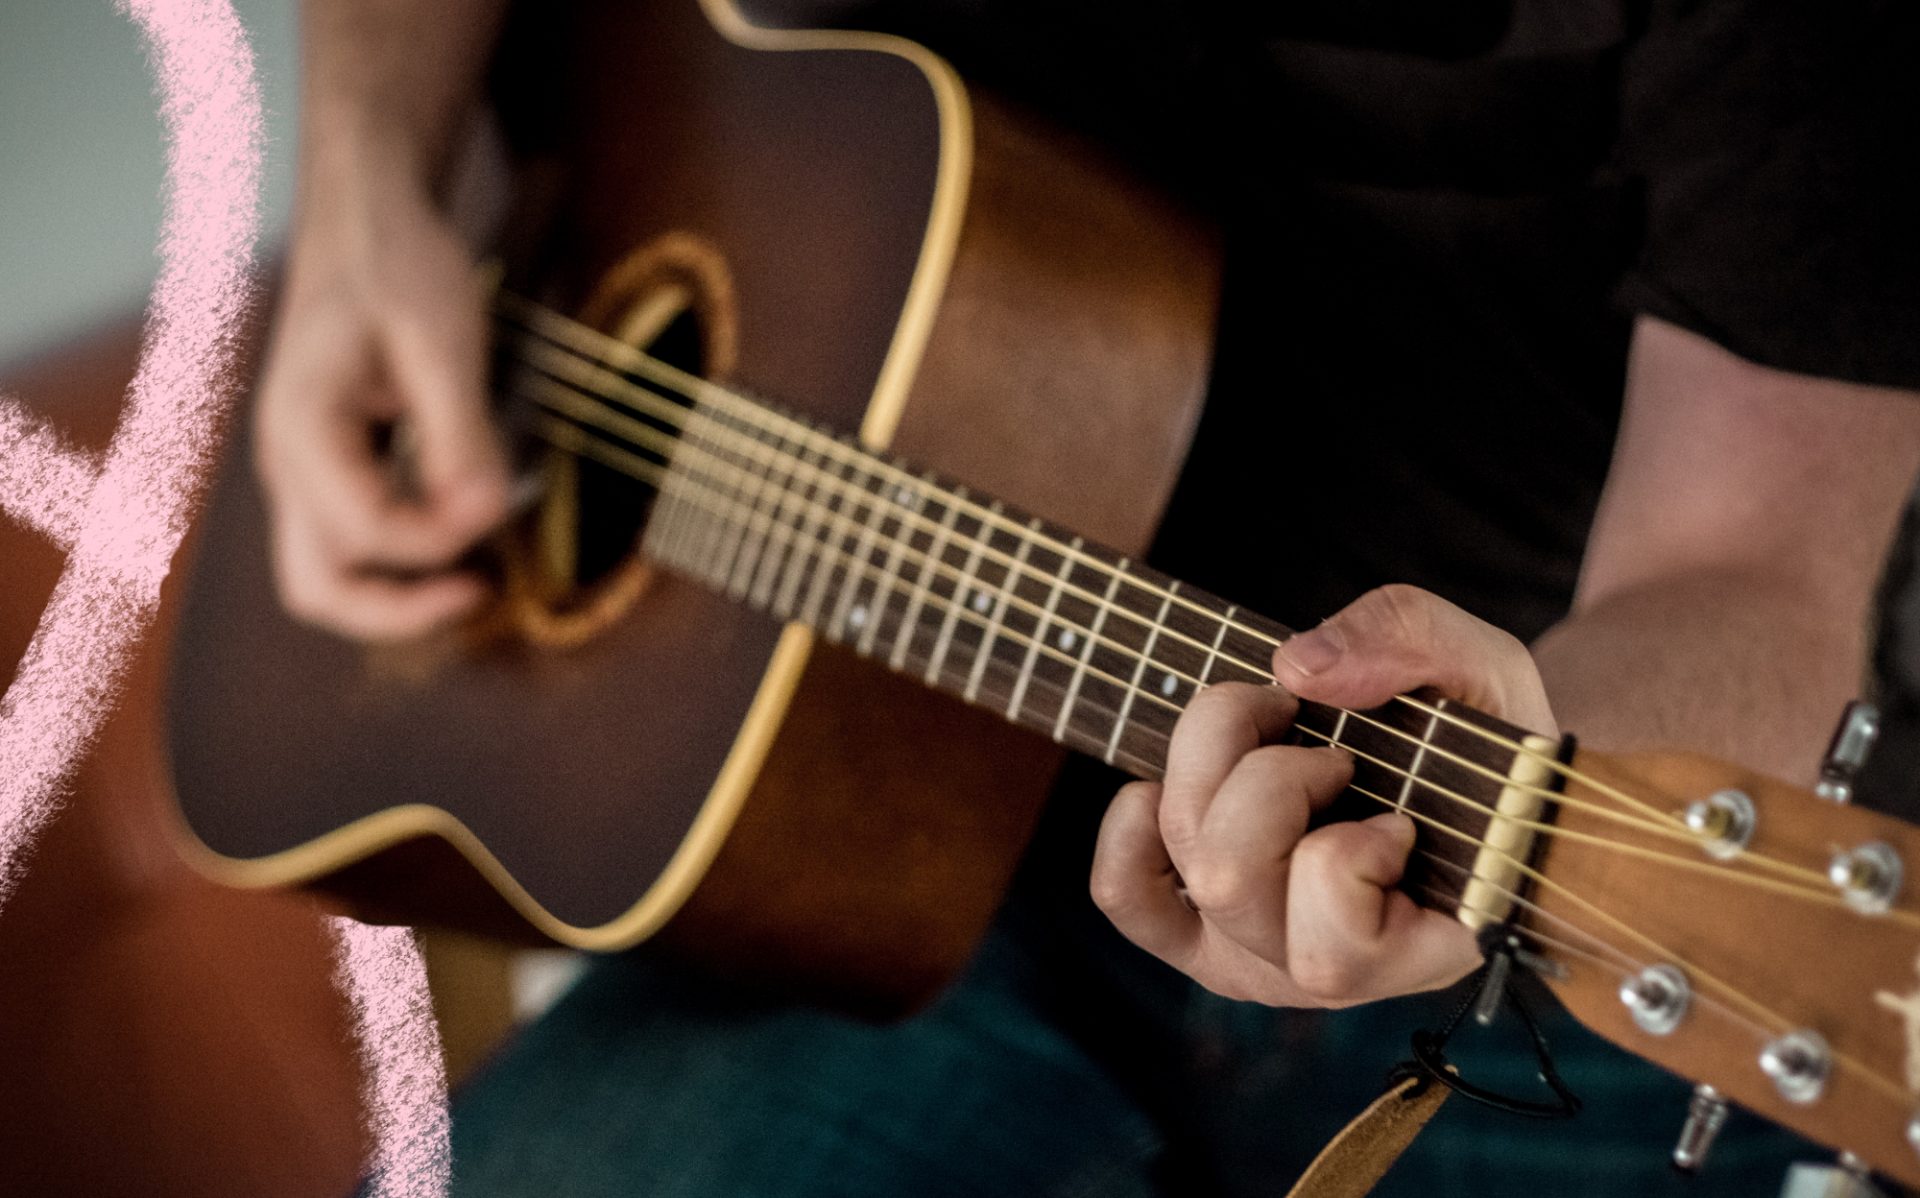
1279, 621, 1345, 676
1378, 811, 1416, 846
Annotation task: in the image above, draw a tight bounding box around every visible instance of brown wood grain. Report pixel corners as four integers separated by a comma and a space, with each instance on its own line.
1535, 748, 1920, 1188
165, 0, 1220, 1012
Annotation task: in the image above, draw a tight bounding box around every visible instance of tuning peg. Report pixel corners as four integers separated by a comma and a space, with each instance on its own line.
1817, 700, 1880, 805
1672, 1084, 1729, 1172
1777, 1153, 1885, 1198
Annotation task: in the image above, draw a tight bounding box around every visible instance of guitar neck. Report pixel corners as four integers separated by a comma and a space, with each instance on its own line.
535, 359, 1561, 919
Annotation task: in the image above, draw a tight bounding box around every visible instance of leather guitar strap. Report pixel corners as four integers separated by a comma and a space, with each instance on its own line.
1283, 1073, 1452, 1198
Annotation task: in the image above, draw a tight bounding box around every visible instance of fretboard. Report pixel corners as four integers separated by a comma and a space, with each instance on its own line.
507, 324, 1554, 919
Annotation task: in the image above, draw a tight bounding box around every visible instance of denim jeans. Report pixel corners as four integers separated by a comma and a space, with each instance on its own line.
443, 791, 1814, 1198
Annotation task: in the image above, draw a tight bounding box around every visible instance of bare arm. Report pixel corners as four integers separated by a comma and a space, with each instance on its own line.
254, 0, 512, 641
1535, 316, 1920, 780
299, 0, 509, 197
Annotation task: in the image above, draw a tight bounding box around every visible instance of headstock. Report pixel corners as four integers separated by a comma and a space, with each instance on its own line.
1520, 703, 1920, 1192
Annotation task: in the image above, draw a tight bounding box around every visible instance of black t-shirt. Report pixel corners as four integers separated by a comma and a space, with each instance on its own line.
786, 0, 1920, 641
735, 2, 1919, 1187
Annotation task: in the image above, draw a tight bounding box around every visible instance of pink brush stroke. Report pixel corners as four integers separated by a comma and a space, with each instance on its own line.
0, 2, 451, 1193
329, 918, 454, 1197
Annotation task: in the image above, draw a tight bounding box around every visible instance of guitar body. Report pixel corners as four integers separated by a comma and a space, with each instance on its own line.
167, 0, 1219, 1011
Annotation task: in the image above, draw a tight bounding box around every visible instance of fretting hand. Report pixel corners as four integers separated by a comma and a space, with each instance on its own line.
1090, 584, 1558, 1008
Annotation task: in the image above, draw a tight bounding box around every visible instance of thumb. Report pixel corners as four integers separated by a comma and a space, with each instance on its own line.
1271, 584, 1556, 734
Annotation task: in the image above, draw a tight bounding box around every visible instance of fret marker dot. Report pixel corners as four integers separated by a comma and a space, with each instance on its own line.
848, 605, 868, 630
1160, 673, 1178, 697
971, 590, 992, 614
1058, 630, 1077, 651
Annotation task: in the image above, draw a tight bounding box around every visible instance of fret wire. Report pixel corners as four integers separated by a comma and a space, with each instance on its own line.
655, 452, 715, 576
749, 431, 817, 610
1106, 580, 1175, 766
1053, 557, 1130, 744
826, 460, 892, 641
1196, 604, 1236, 685
856, 478, 921, 656
708, 409, 776, 594
722, 416, 795, 599
925, 501, 998, 685
966, 517, 1039, 704
887, 482, 965, 670
1009, 537, 1080, 725
769, 433, 833, 619
1395, 704, 1444, 814
687, 411, 743, 586
797, 449, 861, 631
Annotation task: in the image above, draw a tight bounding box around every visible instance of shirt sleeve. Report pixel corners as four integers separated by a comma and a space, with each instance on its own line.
1614, 0, 1920, 389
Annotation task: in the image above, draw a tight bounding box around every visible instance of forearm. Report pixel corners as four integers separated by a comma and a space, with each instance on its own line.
1532, 567, 1873, 784
296, 0, 509, 220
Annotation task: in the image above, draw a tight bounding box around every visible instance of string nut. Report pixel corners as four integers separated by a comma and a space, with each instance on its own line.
1684, 789, 1755, 861
1619, 964, 1690, 1036
1828, 841, 1902, 915
1905, 1111, 1920, 1158
1760, 1030, 1831, 1105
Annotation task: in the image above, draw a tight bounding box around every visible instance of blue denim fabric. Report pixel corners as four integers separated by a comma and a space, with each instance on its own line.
441, 772, 1817, 1197
443, 921, 1814, 1197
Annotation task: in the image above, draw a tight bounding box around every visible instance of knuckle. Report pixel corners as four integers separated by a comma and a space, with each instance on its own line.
1181, 680, 1258, 725
1289, 943, 1370, 1003
1287, 829, 1350, 887
1157, 799, 1203, 851
1365, 583, 1436, 645
1087, 863, 1131, 917
1181, 860, 1261, 915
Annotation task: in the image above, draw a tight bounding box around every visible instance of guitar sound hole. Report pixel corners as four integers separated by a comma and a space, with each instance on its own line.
569, 305, 703, 591
503, 232, 738, 649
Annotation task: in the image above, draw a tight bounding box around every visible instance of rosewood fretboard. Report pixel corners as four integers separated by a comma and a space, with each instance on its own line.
507, 313, 1553, 917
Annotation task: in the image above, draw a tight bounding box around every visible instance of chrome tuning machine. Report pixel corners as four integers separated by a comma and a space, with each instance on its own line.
1817, 700, 1880, 805
1672, 1084, 1728, 1172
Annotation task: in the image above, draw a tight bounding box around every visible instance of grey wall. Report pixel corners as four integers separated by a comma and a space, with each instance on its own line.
0, 0, 299, 366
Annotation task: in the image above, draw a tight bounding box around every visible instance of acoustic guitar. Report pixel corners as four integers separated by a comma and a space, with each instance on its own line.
163, 0, 1920, 1186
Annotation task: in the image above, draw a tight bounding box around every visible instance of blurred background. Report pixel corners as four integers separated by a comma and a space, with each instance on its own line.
0, 6, 571, 1194
0, 0, 297, 363
2, 0, 1918, 1193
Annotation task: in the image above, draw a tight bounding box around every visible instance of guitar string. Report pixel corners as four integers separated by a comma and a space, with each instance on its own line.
513, 360, 1841, 896
1409, 873, 1782, 1046
496, 293, 1681, 832
526, 402, 1892, 921
533, 409, 1915, 1103
518, 368, 1705, 844
1291, 722, 1894, 918
556, 399, 1806, 1057
1348, 781, 1911, 1106
495, 295, 1681, 829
